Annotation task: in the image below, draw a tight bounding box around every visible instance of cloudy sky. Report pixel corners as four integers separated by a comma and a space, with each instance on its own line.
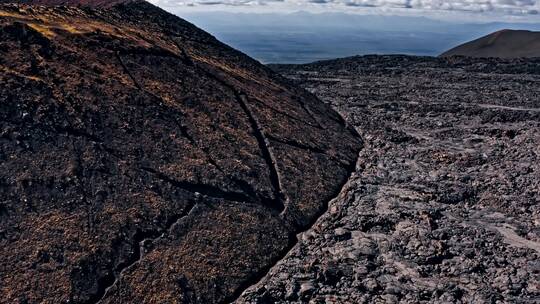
150, 0, 540, 21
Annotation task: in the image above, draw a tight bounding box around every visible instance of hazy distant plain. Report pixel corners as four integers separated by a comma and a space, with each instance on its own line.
182, 12, 540, 64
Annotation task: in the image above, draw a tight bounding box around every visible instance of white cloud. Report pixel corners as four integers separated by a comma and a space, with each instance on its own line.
150, 0, 540, 18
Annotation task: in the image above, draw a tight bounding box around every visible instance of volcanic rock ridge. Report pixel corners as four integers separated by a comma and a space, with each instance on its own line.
441, 29, 540, 59
0, 1, 362, 303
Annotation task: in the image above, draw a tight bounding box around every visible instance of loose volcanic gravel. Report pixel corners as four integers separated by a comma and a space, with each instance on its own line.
238, 55, 540, 304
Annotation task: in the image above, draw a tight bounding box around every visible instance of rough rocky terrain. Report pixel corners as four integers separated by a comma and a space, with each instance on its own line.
441, 29, 540, 59
239, 55, 540, 303
0, 2, 361, 303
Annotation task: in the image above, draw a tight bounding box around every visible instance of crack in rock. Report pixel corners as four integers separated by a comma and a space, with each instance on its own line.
92, 201, 198, 304
182, 54, 289, 213
140, 166, 265, 208
234, 92, 287, 213
228, 154, 360, 303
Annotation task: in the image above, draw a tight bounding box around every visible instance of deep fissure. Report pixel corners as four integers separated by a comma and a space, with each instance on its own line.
184, 56, 288, 212
233, 92, 286, 213
140, 166, 262, 207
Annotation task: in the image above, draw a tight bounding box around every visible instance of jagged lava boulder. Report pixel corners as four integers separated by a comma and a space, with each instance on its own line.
0, 1, 362, 303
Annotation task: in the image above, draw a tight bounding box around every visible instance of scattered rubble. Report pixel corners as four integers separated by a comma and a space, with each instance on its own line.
239, 55, 540, 303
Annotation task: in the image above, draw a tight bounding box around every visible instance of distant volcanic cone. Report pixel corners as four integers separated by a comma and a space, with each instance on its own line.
441, 29, 540, 59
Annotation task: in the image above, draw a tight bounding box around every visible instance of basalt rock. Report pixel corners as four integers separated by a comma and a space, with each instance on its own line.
240, 55, 540, 303
0, 2, 361, 303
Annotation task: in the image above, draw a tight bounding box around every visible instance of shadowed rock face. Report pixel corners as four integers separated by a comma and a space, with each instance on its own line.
0, 2, 362, 303
441, 29, 540, 59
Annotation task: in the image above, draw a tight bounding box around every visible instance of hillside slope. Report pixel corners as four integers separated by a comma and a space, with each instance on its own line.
441, 29, 540, 58
0, 1, 362, 303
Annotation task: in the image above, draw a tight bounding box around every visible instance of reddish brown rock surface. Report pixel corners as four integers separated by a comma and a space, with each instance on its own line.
0, 2, 361, 303
441, 29, 540, 59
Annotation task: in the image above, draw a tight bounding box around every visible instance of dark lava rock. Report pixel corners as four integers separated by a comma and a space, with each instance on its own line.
0, 2, 361, 303
240, 55, 540, 303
